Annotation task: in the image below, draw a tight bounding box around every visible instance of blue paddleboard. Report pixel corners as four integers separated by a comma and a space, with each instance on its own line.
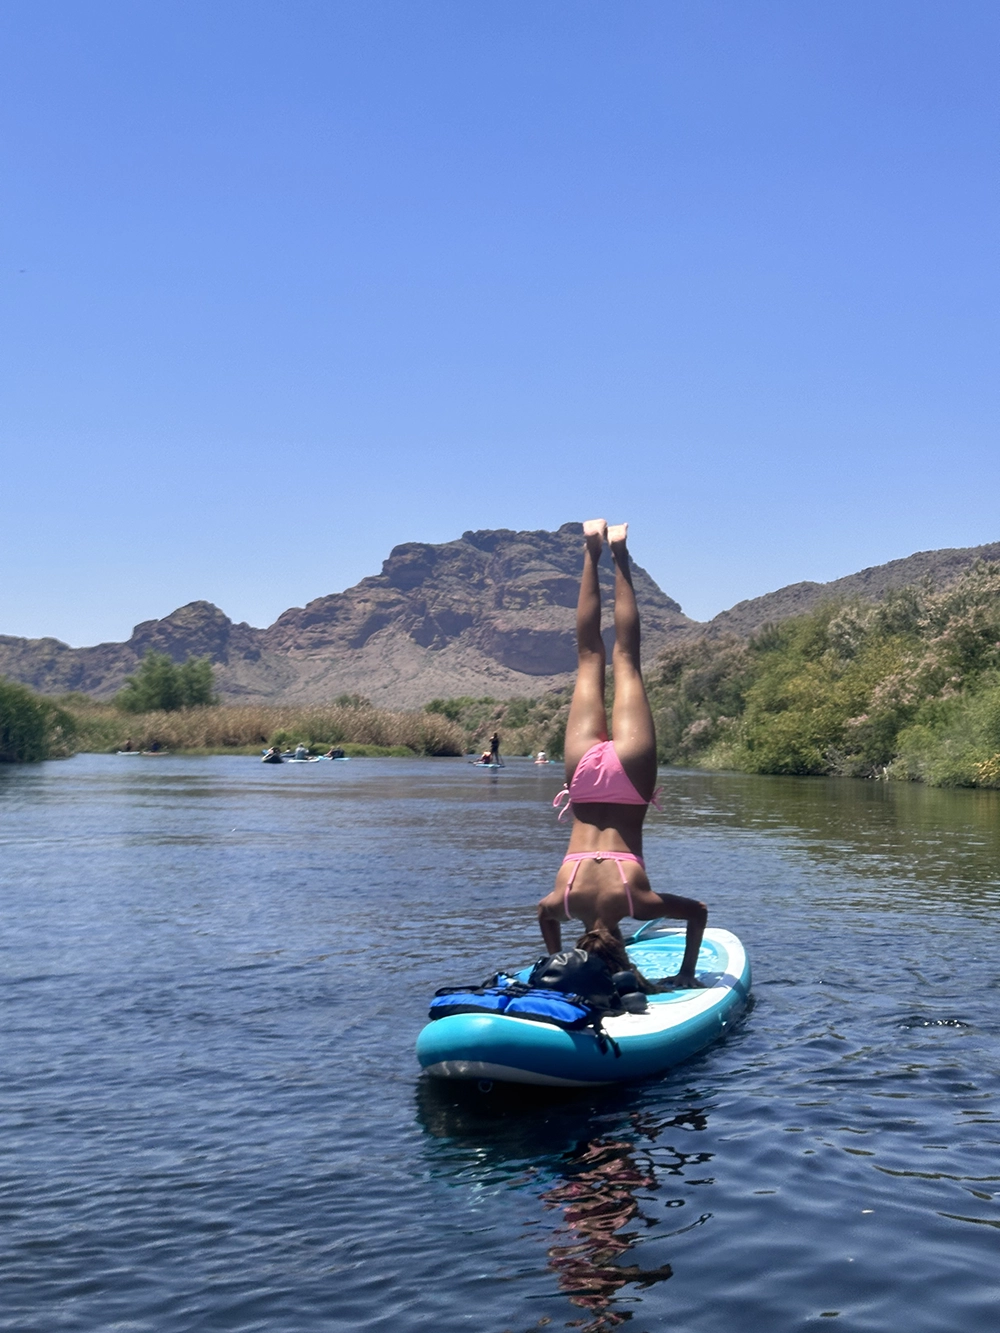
416, 925, 750, 1087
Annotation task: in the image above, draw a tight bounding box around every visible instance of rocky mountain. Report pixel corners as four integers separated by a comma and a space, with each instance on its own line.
0, 524, 694, 707
4, 528, 998, 707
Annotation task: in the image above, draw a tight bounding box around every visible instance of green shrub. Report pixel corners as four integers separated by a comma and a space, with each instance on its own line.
0, 679, 76, 762
646, 636, 751, 764
733, 613, 912, 776
421, 692, 572, 756
891, 680, 1000, 786
424, 697, 467, 722
116, 652, 218, 713
545, 716, 567, 760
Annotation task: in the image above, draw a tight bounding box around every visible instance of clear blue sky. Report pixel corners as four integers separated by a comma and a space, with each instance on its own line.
3, 1, 998, 645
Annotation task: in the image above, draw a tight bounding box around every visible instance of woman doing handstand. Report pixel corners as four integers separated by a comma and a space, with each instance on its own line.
536, 521, 707, 989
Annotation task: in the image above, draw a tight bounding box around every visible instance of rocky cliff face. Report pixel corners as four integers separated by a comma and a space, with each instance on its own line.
264, 524, 690, 678
0, 524, 694, 707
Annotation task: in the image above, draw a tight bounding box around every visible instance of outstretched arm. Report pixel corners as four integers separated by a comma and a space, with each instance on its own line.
657, 892, 708, 987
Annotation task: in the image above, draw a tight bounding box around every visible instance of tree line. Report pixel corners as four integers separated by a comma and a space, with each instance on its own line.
0, 651, 216, 761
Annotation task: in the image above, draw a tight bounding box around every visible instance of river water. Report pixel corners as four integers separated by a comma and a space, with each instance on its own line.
1, 754, 998, 1332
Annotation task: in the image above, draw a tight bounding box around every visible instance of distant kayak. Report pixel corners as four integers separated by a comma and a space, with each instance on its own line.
416, 925, 750, 1087
116, 750, 142, 756
288, 756, 321, 763
470, 760, 504, 769
261, 753, 283, 764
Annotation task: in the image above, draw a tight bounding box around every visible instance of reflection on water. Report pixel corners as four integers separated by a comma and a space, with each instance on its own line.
418, 1083, 716, 1331
541, 1135, 670, 1331
538, 1106, 716, 1333
660, 771, 1000, 910
414, 767, 1000, 1332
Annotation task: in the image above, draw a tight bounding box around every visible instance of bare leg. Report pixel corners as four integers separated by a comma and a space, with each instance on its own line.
564, 521, 609, 781
608, 525, 657, 800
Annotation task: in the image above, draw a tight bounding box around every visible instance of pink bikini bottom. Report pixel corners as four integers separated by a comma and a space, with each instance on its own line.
561, 850, 645, 918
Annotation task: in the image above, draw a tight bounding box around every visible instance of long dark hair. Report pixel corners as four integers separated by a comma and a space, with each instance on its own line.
575, 922, 662, 994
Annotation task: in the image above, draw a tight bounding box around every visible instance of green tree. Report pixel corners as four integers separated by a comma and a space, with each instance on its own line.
177, 656, 217, 707
116, 651, 218, 713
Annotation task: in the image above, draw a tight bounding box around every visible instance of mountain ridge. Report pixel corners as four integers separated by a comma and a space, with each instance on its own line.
704, 540, 1000, 638
2, 529, 997, 708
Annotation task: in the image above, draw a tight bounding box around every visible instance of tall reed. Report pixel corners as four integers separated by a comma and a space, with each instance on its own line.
62, 698, 466, 756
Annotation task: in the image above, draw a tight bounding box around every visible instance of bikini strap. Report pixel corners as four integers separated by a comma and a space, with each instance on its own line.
553, 786, 572, 821
649, 786, 663, 812
563, 855, 582, 916
612, 855, 636, 917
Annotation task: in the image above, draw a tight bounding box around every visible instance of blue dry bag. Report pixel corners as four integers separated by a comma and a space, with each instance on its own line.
504, 989, 594, 1029
428, 987, 511, 1019
429, 984, 609, 1035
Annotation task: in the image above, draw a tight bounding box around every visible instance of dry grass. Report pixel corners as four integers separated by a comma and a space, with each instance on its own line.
62, 698, 467, 756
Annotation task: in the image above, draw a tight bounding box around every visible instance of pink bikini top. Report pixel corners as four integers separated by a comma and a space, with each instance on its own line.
553, 741, 662, 820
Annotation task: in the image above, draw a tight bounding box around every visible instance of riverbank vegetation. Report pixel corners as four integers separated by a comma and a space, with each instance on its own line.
646, 562, 1000, 788
59, 690, 570, 759
0, 680, 76, 762
424, 692, 571, 758
59, 697, 467, 756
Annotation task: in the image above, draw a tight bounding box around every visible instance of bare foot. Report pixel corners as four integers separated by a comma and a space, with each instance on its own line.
607, 523, 629, 551
583, 518, 608, 554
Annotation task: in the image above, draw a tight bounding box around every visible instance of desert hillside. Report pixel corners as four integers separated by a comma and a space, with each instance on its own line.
2, 528, 997, 708
705, 540, 1000, 638
0, 524, 693, 707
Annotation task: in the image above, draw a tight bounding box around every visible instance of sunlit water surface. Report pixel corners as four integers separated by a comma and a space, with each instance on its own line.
1, 755, 999, 1332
